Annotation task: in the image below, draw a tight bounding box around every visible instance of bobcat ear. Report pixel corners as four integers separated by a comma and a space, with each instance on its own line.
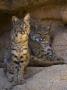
12, 16, 19, 24
23, 13, 31, 34
24, 13, 30, 24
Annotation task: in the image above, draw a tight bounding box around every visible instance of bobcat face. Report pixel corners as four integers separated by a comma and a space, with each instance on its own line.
11, 14, 31, 62
12, 13, 31, 36
30, 25, 52, 57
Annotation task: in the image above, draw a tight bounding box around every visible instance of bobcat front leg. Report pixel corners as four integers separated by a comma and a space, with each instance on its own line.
13, 59, 29, 85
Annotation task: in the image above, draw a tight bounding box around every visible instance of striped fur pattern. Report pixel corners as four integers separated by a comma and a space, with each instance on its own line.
4, 14, 31, 85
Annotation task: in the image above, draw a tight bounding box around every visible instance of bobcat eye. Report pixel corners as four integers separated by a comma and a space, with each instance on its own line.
36, 38, 39, 42
36, 37, 43, 42
39, 38, 42, 42
31, 34, 43, 43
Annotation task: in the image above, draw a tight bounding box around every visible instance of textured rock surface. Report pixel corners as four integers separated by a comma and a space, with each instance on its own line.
0, 2, 67, 35
0, 0, 67, 11
53, 28, 67, 63
13, 65, 67, 90
0, 65, 67, 90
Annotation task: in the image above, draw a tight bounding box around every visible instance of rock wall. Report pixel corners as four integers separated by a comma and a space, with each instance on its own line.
0, 0, 67, 34
0, 0, 67, 11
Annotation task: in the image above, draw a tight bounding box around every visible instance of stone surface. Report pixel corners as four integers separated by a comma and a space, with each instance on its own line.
0, 65, 67, 90
13, 65, 67, 90
0, 0, 67, 11
53, 26, 67, 63
0, 5, 67, 36
61, 8, 67, 23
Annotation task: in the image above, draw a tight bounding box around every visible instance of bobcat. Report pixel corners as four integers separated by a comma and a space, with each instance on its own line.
3, 13, 31, 86
30, 19, 64, 62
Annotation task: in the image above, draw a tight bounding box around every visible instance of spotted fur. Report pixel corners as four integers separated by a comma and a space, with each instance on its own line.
3, 13, 31, 85
30, 20, 63, 61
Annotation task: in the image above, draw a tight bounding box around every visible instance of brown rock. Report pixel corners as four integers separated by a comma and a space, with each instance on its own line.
0, 0, 67, 11
61, 8, 67, 23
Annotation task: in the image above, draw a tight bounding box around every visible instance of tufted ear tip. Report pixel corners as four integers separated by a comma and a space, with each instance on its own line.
12, 16, 19, 23
24, 13, 30, 22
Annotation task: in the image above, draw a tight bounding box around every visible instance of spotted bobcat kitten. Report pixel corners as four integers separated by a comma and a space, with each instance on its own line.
4, 14, 31, 86
30, 22, 64, 62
